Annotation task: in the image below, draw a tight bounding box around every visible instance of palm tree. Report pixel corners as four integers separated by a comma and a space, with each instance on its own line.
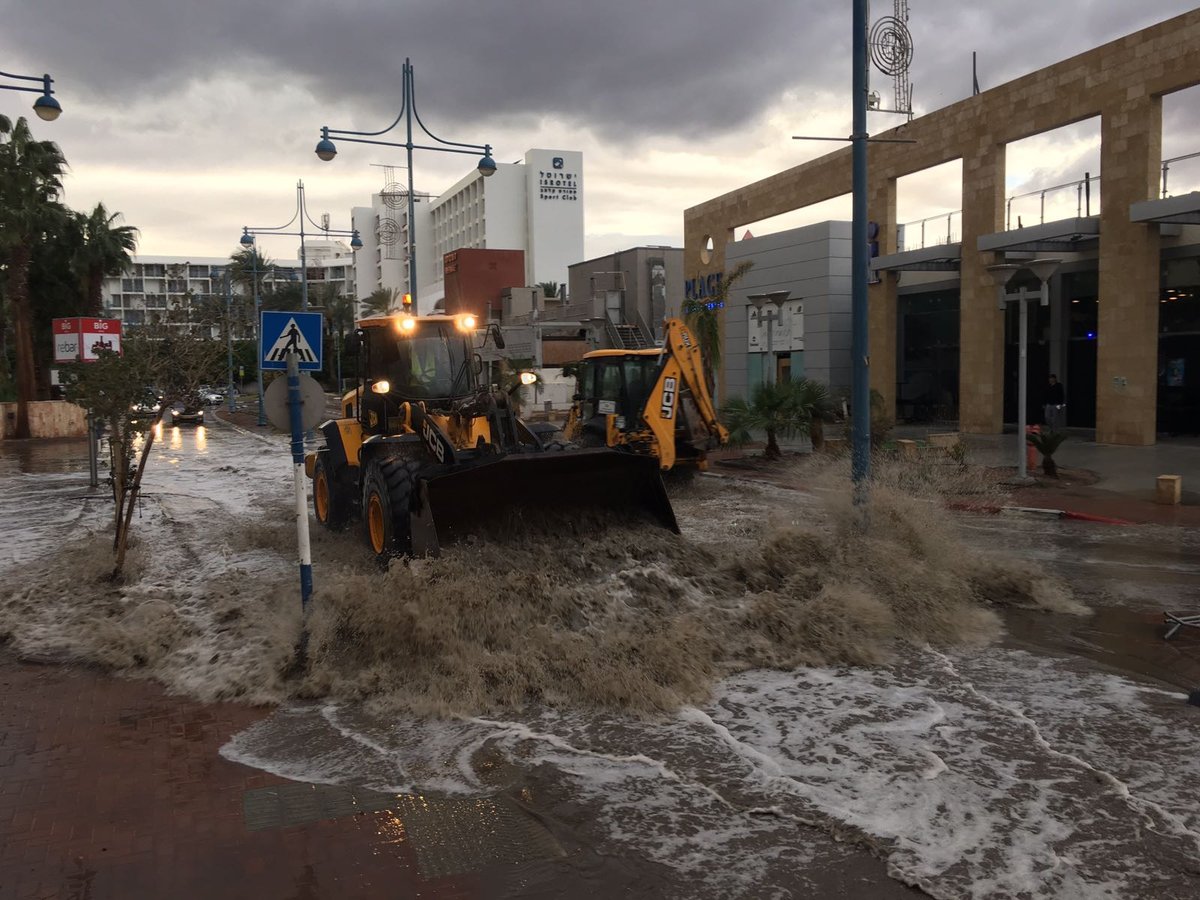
722, 379, 813, 461
0, 116, 68, 438
537, 280, 560, 299
1027, 430, 1067, 478
685, 259, 752, 392
75, 203, 138, 316
228, 246, 273, 297
791, 377, 838, 451
363, 286, 401, 316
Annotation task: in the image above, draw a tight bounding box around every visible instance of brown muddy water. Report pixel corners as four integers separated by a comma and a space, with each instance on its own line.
0, 440, 1080, 715
3, 428, 1200, 899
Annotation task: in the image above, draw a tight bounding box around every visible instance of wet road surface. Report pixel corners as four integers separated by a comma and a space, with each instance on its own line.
2, 421, 1200, 899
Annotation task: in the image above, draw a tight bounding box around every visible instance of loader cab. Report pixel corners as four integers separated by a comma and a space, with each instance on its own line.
356, 314, 481, 429
576, 350, 663, 433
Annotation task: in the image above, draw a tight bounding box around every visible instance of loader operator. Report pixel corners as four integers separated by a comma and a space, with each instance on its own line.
388, 334, 453, 398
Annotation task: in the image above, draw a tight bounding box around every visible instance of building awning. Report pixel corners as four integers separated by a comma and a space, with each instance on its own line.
977, 217, 1099, 253
1130, 191, 1200, 225
872, 243, 961, 272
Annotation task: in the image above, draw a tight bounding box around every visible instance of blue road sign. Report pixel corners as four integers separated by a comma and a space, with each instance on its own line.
261, 311, 323, 371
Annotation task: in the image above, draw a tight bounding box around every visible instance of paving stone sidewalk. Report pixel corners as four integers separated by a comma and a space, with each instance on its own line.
0, 653, 477, 900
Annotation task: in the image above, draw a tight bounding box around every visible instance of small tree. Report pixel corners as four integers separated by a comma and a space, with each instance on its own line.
791, 378, 838, 451
60, 329, 224, 579
1027, 430, 1067, 478
537, 281, 560, 299
722, 379, 813, 461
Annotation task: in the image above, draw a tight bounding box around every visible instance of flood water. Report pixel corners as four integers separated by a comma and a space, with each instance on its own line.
2, 424, 1199, 899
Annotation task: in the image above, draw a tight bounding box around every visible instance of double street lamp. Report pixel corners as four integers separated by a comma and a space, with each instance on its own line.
0, 68, 61, 120
314, 58, 496, 303
747, 291, 791, 385
987, 258, 1061, 482
239, 179, 362, 425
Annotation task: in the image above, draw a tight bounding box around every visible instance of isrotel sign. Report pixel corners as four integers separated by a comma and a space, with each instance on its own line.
53, 317, 123, 363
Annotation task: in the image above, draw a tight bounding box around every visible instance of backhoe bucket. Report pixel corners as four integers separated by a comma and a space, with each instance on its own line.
410, 448, 679, 556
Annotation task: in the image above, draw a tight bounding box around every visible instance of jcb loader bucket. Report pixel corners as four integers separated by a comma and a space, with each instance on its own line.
410, 448, 679, 556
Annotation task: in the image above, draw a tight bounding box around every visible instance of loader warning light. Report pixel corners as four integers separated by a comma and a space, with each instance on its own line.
402, 293, 413, 308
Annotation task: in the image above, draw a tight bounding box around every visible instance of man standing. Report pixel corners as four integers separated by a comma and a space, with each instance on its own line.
1044, 374, 1066, 430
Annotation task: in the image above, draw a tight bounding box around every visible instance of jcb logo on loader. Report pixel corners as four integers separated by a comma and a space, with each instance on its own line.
661, 377, 677, 420
422, 419, 446, 462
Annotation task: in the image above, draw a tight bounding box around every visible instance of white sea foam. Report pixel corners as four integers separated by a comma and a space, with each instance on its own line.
221, 648, 1200, 899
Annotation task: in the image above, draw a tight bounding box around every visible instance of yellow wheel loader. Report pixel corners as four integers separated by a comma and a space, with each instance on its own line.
305, 312, 678, 562
563, 318, 729, 472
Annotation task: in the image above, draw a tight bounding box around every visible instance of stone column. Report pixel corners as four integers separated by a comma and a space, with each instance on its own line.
958, 140, 1006, 433
868, 177, 898, 416
1096, 95, 1162, 445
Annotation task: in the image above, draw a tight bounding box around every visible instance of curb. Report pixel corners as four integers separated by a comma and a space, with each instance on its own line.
211, 410, 281, 448
945, 500, 1135, 526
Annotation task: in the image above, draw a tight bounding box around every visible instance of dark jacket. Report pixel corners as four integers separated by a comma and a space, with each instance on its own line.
1045, 382, 1065, 405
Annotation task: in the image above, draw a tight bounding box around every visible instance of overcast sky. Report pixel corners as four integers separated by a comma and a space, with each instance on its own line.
2, 0, 1197, 263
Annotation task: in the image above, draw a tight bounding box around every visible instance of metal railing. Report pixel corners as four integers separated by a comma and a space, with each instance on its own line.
1162, 151, 1200, 198
897, 210, 961, 252
1005, 173, 1100, 230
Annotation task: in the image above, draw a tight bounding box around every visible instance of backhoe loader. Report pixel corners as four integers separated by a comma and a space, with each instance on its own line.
563, 318, 728, 472
306, 312, 678, 561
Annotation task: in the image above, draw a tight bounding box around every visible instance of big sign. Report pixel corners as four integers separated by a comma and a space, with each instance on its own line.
53, 318, 123, 363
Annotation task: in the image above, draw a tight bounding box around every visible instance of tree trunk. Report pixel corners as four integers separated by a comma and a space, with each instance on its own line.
764, 429, 781, 460
113, 421, 158, 578
8, 244, 36, 439
87, 266, 105, 318
810, 417, 825, 452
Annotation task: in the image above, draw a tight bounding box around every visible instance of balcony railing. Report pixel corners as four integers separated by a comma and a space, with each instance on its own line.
1005, 173, 1100, 230
897, 210, 961, 252
1162, 151, 1200, 198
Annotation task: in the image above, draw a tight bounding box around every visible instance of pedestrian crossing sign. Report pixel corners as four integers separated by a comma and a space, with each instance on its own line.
260, 311, 323, 371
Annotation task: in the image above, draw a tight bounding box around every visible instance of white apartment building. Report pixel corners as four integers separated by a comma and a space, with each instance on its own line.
353, 148, 584, 315
101, 245, 357, 335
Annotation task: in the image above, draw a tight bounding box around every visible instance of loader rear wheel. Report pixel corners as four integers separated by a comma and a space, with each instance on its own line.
313, 454, 352, 531
363, 457, 419, 563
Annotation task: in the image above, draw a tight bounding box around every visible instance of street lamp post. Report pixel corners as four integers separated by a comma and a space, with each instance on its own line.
315, 58, 496, 303
747, 291, 791, 385
240, 181, 362, 425
988, 259, 1061, 482
0, 69, 62, 120
224, 269, 236, 413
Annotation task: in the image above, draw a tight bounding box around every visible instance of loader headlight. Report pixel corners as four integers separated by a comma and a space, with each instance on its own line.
371, 380, 391, 394
398, 317, 416, 333
519, 371, 538, 386
457, 314, 477, 331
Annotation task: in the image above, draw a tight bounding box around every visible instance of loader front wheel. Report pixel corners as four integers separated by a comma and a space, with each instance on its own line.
363, 457, 417, 563
313, 454, 353, 531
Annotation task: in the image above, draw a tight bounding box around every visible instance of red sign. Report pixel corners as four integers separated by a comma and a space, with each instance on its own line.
53, 317, 123, 363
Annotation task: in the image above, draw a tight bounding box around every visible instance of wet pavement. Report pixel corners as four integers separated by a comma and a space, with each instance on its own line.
3, 418, 1200, 899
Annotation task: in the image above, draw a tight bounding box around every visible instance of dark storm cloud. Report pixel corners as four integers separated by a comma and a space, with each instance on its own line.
6, 1, 1198, 142
2, 0, 843, 137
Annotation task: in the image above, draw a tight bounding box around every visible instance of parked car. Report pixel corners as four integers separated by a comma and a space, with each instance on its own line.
199, 387, 225, 406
